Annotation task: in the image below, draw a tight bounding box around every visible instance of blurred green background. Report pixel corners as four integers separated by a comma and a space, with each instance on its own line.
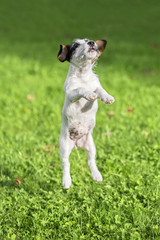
0, 0, 160, 239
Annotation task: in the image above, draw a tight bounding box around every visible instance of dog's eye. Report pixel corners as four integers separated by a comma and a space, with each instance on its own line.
73, 43, 80, 48
70, 42, 80, 52
68, 42, 80, 61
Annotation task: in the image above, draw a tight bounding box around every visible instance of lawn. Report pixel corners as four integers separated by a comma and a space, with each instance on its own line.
0, 0, 160, 239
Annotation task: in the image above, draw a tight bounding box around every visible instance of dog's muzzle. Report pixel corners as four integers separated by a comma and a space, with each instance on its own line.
87, 41, 97, 52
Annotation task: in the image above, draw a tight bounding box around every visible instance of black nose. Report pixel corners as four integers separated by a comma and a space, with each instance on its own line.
88, 41, 94, 47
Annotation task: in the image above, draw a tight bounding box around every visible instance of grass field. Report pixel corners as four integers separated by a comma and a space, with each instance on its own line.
0, 0, 160, 239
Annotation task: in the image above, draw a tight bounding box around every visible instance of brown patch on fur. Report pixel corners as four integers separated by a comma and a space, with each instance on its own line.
95, 40, 107, 56
91, 40, 107, 64
57, 44, 69, 62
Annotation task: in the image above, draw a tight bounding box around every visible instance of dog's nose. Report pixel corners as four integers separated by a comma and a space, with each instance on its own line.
88, 41, 95, 47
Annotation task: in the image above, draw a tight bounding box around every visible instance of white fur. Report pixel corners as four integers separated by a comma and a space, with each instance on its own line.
59, 39, 115, 189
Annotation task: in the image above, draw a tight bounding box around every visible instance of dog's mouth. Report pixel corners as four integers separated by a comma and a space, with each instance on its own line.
88, 47, 97, 53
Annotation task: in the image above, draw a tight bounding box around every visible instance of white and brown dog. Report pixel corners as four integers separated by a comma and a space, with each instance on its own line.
57, 38, 115, 189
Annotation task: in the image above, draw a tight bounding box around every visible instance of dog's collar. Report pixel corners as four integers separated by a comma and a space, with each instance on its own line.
91, 50, 101, 64
91, 57, 98, 64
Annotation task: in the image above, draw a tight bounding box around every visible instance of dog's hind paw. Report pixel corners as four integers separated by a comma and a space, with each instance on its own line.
63, 175, 72, 189
92, 170, 103, 182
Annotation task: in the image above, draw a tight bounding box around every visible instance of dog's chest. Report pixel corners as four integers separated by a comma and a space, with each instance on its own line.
62, 69, 100, 139
65, 96, 98, 119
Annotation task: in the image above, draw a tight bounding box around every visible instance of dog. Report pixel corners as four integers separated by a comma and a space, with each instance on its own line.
57, 38, 115, 189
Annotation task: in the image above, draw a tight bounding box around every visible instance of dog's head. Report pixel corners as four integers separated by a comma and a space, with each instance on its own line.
57, 38, 107, 64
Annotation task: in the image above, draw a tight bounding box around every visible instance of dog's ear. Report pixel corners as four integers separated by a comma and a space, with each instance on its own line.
57, 44, 70, 62
95, 40, 107, 56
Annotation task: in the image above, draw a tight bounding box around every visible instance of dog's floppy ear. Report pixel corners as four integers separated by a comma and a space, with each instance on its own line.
57, 44, 70, 62
95, 40, 107, 56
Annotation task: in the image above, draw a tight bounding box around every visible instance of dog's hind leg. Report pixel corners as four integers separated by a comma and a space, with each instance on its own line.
59, 133, 75, 189
78, 133, 103, 182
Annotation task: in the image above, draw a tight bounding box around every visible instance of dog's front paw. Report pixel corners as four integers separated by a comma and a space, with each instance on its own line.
102, 94, 115, 104
84, 92, 97, 101
63, 174, 72, 189
92, 170, 103, 182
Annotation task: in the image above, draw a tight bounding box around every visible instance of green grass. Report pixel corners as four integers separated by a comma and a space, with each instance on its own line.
0, 0, 160, 239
